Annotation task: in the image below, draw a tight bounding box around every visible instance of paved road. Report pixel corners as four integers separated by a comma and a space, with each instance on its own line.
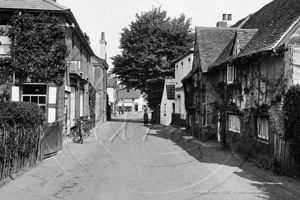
1, 111, 300, 200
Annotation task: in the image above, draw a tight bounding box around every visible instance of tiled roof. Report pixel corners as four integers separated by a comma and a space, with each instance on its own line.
166, 85, 175, 100
0, 0, 69, 11
196, 27, 236, 73
238, 0, 300, 56
118, 88, 142, 99
231, 17, 247, 28
210, 37, 235, 68
171, 48, 194, 64
209, 29, 257, 70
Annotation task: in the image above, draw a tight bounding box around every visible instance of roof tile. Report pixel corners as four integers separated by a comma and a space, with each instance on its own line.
196, 27, 236, 72
238, 0, 300, 56
0, 0, 69, 11
118, 88, 142, 99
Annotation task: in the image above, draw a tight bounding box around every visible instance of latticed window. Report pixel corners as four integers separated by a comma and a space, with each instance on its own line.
228, 114, 240, 133
257, 117, 268, 140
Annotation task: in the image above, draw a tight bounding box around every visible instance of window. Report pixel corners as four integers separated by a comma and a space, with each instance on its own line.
164, 103, 166, 116
70, 87, 76, 126
0, 25, 11, 54
257, 117, 268, 140
228, 114, 240, 133
227, 64, 235, 83
22, 85, 47, 114
79, 89, 84, 117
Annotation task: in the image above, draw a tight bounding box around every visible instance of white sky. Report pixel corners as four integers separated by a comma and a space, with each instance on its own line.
58, 0, 273, 70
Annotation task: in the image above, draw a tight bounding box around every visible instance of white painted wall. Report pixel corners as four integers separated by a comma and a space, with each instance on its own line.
160, 79, 175, 125
107, 87, 115, 103
174, 51, 193, 121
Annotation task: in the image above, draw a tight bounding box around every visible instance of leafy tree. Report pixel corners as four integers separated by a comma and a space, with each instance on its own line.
111, 7, 194, 108
3, 12, 69, 85
283, 84, 300, 163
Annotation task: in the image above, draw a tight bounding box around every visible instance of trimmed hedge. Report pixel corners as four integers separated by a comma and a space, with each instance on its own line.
0, 101, 45, 126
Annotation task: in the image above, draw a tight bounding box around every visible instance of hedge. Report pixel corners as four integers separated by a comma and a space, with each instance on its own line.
0, 101, 45, 126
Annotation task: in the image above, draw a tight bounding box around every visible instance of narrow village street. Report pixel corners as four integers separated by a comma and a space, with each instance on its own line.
0, 111, 299, 200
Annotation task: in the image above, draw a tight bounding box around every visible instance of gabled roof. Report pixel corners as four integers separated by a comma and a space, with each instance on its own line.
236, 0, 300, 56
196, 27, 236, 72
230, 14, 252, 29
166, 85, 175, 100
171, 48, 194, 64
208, 29, 257, 70
0, 0, 96, 57
118, 88, 142, 99
0, 0, 69, 11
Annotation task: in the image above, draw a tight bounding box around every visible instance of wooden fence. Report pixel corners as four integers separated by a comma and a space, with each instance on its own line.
0, 124, 42, 181
274, 133, 300, 177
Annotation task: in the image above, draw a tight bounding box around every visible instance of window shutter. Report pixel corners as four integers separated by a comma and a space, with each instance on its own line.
80, 89, 84, 116
70, 87, 76, 126
47, 85, 57, 123
11, 86, 20, 101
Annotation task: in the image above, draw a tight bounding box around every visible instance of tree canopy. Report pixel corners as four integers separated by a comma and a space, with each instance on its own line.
111, 7, 194, 108
0, 12, 69, 85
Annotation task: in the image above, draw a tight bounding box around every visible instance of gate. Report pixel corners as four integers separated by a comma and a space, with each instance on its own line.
41, 119, 64, 158
274, 133, 300, 177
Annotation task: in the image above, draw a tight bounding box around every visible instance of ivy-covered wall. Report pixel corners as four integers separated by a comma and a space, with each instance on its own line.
205, 53, 287, 169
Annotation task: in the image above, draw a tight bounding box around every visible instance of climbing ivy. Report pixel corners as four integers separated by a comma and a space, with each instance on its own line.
283, 84, 300, 163
89, 83, 96, 124
1, 12, 69, 85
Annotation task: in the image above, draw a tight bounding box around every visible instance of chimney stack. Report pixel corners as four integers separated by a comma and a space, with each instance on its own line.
217, 14, 232, 28
100, 32, 107, 60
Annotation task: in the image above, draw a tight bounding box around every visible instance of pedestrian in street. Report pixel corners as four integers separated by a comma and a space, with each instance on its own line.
143, 106, 149, 125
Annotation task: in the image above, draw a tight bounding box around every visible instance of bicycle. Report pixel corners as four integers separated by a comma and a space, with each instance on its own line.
169, 128, 183, 142
73, 119, 83, 144
81, 119, 90, 137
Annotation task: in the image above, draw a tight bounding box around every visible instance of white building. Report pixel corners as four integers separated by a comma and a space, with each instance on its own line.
172, 49, 193, 127
160, 79, 175, 125
118, 86, 146, 112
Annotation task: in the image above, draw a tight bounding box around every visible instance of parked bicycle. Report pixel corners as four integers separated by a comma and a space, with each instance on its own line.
169, 129, 183, 142
81, 118, 90, 137
73, 119, 83, 144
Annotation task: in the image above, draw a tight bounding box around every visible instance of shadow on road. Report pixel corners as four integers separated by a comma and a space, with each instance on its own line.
145, 125, 300, 200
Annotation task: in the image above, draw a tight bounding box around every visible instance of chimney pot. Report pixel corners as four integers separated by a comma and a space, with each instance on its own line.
222, 14, 227, 21
228, 14, 232, 21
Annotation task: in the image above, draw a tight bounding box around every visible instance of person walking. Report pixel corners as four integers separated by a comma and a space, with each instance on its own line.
143, 106, 149, 125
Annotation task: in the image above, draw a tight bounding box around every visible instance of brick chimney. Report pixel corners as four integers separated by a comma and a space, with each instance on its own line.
100, 32, 107, 60
217, 14, 232, 28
